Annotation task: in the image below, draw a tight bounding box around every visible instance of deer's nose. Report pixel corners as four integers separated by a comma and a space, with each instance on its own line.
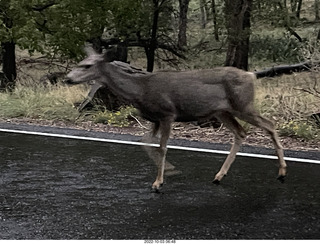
64, 78, 76, 85
66, 72, 73, 79
65, 71, 77, 83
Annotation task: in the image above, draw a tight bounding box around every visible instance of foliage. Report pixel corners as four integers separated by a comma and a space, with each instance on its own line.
1, 0, 118, 59
0, 0, 44, 53
250, 32, 302, 63
106, 0, 152, 40
1, 0, 176, 64
252, 0, 303, 26
0, 0, 316, 67
92, 106, 138, 127
278, 120, 319, 139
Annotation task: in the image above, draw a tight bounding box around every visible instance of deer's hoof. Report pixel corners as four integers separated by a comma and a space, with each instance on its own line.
151, 188, 164, 194
151, 183, 164, 194
213, 172, 226, 184
212, 179, 220, 185
277, 175, 286, 183
151, 181, 163, 192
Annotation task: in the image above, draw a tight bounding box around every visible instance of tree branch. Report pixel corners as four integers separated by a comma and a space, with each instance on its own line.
32, 1, 57, 12
287, 26, 303, 42
294, 87, 320, 99
157, 43, 186, 59
98, 37, 186, 60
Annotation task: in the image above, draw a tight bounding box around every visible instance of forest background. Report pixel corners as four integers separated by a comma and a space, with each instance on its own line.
0, 0, 319, 142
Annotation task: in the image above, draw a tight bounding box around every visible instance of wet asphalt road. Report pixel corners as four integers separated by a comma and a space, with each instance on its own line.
0, 127, 320, 239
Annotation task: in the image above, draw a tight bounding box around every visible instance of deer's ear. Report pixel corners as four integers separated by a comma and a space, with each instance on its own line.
102, 46, 118, 62
84, 45, 98, 56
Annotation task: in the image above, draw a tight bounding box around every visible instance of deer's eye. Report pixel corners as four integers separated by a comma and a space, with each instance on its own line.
81, 65, 91, 69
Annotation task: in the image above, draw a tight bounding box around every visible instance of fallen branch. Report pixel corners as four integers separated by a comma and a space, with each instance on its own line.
129, 113, 148, 129
293, 87, 320, 99
254, 61, 313, 78
32, 1, 57, 12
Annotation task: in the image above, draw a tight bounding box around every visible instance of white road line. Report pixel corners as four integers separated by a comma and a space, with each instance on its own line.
0, 128, 319, 165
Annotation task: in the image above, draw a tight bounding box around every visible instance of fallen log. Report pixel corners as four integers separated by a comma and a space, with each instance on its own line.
253, 61, 313, 78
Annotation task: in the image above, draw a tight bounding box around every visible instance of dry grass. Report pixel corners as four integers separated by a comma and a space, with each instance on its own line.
0, 82, 88, 121
254, 71, 320, 139
256, 72, 320, 118
0, 51, 90, 121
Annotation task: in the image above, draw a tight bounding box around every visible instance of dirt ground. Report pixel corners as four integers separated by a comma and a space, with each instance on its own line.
1, 117, 319, 153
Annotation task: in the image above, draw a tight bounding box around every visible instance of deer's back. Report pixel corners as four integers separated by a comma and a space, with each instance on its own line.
139, 67, 256, 122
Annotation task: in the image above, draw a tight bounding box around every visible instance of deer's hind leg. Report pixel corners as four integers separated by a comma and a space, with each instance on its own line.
213, 112, 247, 184
152, 120, 172, 190
240, 112, 287, 182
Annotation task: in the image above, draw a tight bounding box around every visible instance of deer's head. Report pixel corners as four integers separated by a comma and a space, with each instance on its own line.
67, 46, 117, 84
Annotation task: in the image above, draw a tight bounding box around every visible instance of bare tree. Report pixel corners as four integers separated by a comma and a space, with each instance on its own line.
211, 0, 219, 41
225, 0, 252, 70
178, 0, 190, 48
200, 0, 208, 28
316, 0, 320, 21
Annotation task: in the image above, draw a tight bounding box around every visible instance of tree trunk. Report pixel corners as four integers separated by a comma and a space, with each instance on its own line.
0, 1, 16, 91
315, 0, 320, 21
1, 41, 16, 91
296, 0, 302, 19
200, 0, 207, 29
225, 0, 252, 71
290, 0, 297, 12
211, 0, 219, 41
144, 0, 162, 72
178, 0, 190, 48
145, 46, 156, 73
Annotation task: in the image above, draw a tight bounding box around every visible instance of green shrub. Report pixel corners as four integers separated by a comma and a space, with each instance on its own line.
250, 32, 302, 64
278, 120, 319, 140
93, 106, 138, 127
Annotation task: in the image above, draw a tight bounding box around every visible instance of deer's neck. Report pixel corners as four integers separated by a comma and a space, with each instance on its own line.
98, 63, 145, 105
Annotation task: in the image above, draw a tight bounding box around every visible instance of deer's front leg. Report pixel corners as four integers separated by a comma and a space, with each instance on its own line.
152, 146, 168, 190
142, 130, 176, 173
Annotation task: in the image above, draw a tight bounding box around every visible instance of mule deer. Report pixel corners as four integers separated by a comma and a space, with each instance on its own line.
67, 47, 287, 191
